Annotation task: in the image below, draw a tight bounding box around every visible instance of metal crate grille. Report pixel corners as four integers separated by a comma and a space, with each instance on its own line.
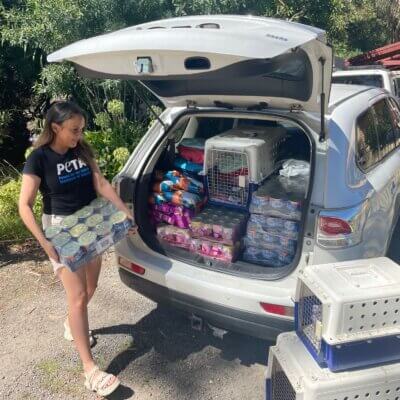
206, 149, 249, 207
271, 357, 296, 400
298, 283, 323, 354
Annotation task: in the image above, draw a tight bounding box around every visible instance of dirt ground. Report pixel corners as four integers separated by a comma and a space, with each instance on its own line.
0, 243, 270, 400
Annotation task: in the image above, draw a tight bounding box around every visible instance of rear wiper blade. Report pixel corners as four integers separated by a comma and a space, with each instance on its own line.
247, 102, 269, 111
214, 100, 234, 109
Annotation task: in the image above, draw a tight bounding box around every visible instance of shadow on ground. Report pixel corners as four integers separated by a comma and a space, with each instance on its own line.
95, 305, 272, 399
0, 240, 46, 268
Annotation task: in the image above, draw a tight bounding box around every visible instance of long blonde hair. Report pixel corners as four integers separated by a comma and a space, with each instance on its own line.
34, 101, 95, 169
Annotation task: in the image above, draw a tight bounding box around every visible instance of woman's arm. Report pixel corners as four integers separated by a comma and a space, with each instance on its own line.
91, 162, 133, 219
19, 174, 59, 262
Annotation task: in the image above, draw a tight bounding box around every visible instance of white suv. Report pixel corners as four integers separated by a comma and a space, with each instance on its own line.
49, 15, 400, 339
332, 67, 400, 99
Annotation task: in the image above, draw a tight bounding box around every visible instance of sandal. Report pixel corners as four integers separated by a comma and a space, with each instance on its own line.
64, 320, 95, 346
84, 365, 120, 396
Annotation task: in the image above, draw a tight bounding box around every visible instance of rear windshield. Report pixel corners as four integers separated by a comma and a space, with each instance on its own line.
332, 74, 384, 88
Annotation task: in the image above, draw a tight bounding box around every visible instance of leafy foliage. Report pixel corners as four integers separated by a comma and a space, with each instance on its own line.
85, 100, 147, 180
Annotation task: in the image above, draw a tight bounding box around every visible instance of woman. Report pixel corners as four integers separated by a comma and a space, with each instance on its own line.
19, 100, 131, 396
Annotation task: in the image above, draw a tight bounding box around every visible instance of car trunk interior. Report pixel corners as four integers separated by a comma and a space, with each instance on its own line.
134, 111, 313, 279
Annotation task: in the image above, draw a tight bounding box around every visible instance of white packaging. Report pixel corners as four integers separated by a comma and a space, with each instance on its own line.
266, 331, 400, 400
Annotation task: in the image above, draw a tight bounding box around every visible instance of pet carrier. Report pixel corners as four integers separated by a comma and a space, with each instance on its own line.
266, 331, 400, 400
295, 257, 400, 371
204, 127, 286, 208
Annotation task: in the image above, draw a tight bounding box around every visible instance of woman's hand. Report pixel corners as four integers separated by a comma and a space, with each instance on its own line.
42, 240, 60, 263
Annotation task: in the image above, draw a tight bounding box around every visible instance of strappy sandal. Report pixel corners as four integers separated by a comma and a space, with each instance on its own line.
84, 365, 120, 396
64, 320, 95, 346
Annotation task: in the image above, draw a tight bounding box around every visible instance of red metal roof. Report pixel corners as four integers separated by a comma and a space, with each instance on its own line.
347, 41, 400, 70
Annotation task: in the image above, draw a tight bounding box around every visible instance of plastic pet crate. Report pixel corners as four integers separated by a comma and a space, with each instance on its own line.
266, 331, 400, 400
204, 127, 286, 208
295, 257, 400, 371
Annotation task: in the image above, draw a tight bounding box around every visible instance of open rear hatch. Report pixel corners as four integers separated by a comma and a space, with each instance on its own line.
48, 15, 332, 113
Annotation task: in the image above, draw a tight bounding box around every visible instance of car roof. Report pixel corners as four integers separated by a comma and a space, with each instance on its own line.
328, 83, 379, 109
333, 69, 388, 76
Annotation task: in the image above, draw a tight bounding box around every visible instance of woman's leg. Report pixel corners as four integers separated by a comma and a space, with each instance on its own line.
58, 265, 96, 373
85, 256, 102, 304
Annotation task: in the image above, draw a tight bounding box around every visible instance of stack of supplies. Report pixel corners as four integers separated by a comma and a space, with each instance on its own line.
243, 159, 309, 267
45, 197, 133, 272
149, 169, 206, 212
174, 138, 205, 176
151, 169, 206, 251
156, 225, 192, 249
189, 206, 248, 262
150, 204, 194, 229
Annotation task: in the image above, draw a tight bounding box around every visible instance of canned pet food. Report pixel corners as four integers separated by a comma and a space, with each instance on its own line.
95, 221, 112, 238
78, 231, 97, 253
86, 213, 103, 228
61, 215, 78, 230
70, 223, 88, 239
60, 241, 85, 267
75, 206, 94, 221
100, 203, 116, 218
52, 232, 71, 250
90, 197, 108, 211
44, 225, 62, 239
110, 211, 131, 234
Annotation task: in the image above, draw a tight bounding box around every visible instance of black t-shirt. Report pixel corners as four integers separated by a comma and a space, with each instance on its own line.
23, 146, 97, 215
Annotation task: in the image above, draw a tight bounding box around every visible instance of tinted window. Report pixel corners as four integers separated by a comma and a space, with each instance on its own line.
356, 109, 380, 170
372, 99, 396, 157
332, 74, 384, 88
387, 98, 400, 146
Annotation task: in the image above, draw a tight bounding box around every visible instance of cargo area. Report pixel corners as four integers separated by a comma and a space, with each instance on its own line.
135, 113, 313, 278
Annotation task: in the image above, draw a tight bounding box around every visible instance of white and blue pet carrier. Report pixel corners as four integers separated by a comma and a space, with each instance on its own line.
266, 331, 400, 400
295, 257, 400, 371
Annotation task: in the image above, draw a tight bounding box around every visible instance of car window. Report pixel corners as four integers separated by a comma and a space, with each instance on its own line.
332, 74, 384, 88
395, 78, 400, 96
372, 99, 397, 157
356, 108, 380, 170
387, 98, 400, 147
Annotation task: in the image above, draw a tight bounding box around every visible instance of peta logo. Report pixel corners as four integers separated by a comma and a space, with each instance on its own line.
57, 159, 87, 175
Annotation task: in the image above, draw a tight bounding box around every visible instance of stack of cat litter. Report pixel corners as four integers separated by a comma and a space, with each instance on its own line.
242, 160, 309, 267
265, 257, 400, 399
151, 169, 206, 249
45, 197, 132, 272
189, 206, 248, 262
174, 138, 205, 177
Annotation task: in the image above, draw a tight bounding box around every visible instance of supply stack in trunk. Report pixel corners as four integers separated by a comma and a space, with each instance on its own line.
150, 124, 310, 268
266, 257, 400, 399
243, 160, 309, 267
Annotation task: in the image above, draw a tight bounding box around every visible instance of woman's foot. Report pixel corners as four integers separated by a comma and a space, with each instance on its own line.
84, 365, 120, 396
64, 320, 95, 346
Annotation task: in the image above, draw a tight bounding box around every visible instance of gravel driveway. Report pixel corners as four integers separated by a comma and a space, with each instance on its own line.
2, 221, 399, 400
0, 244, 271, 400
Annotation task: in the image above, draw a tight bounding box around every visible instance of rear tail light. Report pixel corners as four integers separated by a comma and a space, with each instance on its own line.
317, 201, 369, 248
118, 256, 145, 275
260, 302, 294, 317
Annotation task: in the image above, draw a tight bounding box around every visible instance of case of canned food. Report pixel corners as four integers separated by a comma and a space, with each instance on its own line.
249, 175, 306, 221
189, 206, 248, 245
45, 197, 133, 272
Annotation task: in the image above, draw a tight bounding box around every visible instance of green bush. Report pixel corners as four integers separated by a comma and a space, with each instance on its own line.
85, 99, 147, 180
0, 177, 42, 241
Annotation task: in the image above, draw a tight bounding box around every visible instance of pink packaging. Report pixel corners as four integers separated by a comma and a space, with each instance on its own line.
190, 238, 240, 262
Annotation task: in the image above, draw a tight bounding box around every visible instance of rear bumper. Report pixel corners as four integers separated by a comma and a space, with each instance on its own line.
119, 267, 293, 340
